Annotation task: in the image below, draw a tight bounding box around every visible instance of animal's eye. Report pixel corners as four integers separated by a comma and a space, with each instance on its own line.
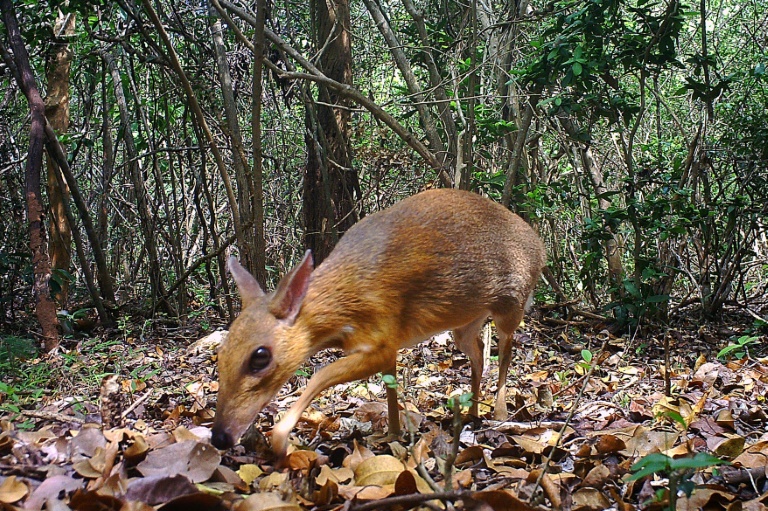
249, 347, 272, 373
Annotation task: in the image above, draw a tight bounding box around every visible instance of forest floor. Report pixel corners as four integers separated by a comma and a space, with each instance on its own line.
1, 307, 767, 510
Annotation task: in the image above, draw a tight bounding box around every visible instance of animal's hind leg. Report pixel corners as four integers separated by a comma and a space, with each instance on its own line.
453, 315, 488, 417
385, 360, 401, 435
492, 304, 525, 421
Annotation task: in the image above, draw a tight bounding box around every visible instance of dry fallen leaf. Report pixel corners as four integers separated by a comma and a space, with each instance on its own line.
354, 454, 405, 486
235, 492, 302, 511
136, 441, 220, 483
237, 464, 264, 485
572, 487, 611, 510
23, 475, 82, 511
0, 476, 28, 504
124, 434, 150, 464
471, 489, 536, 511
315, 464, 353, 486
124, 474, 198, 505
343, 439, 375, 470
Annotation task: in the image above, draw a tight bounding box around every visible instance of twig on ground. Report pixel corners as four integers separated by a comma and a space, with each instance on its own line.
121, 390, 153, 419
348, 490, 464, 511
20, 410, 85, 425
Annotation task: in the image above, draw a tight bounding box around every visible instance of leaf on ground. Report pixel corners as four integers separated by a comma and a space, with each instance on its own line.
354, 454, 405, 486
315, 464, 353, 486
70, 427, 107, 458
124, 433, 150, 464
72, 446, 106, 478
235, 492, 301, 511
23, 475, 81, 511
285, 449, 318, 472
471, 489, 536, 511
0, 476, 28, 504
342, 439, 374, 470
572, 487, 611, 510
236, 464, 264, 485
136, 440, 220, 483
732, 440, 768, 468
124, 474, 197, 505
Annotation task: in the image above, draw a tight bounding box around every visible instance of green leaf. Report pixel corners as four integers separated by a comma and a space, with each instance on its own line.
623, 281, 641, 298
628, 453, 672, 480
665, 410, 687, 429
572, 62, 583, 76
381, 374, 398, 388
581, 349, 593, 363
669, 453, 727, 470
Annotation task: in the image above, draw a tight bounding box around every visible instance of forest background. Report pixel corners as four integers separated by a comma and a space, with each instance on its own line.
1, 0, 767, 392
1, 0, 768, 508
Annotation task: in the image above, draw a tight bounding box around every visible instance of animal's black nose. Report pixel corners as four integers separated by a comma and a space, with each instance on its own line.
211, 428, 233, 449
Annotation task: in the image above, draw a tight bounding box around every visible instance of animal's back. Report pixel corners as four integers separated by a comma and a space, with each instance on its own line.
305, 189, 545, 342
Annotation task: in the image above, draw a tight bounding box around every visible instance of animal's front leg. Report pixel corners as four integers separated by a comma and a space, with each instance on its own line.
270, 347, 397, 460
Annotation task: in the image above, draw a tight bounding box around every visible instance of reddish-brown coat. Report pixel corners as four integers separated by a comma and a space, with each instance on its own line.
212, 189, 546, 459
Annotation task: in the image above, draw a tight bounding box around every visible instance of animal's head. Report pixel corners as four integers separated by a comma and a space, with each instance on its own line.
210, 252, 313, 449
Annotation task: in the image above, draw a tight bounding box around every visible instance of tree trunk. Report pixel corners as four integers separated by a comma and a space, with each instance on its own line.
304, 0, 360, 264
45, 9, 75, 307
250, 0, 268, 288
103, 49, 175, 316
1, 0, 60, 350
210, 10, 266, 284
559, 114, 625, 300
401, 0, 458, 166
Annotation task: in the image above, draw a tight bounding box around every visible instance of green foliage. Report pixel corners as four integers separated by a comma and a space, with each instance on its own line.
0, 332, 165, 421
717, 335, 759, 361
0, 336, 38, 370
628, 451, 727, 509
0, 338, 48, 422
381, 373, 398, 389
2, 0, 766, 344
446, 392, 473, 412
514, 0, 684, 121
628, 452, 725, 482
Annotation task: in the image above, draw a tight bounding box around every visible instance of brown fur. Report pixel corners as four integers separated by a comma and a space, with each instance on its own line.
212, 189, 546, 458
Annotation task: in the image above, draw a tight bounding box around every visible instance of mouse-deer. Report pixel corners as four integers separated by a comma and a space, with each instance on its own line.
211, 188, 546, 458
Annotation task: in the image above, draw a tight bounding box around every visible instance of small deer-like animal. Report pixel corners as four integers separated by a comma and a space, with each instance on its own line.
211, 189, 546, 458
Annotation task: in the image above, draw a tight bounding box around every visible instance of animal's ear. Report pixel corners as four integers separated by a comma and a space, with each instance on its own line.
228, 256, 265, 309
269, 250, 313, 323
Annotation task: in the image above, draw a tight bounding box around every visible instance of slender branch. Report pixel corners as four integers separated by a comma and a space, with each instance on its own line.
138, 0, 244, 244
219, 0, 451, 187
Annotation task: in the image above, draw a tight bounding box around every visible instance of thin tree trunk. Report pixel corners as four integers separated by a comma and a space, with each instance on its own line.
45, 9, 75, 307
140, 0, 246, 260
502, 98, 535, 208
47, 150, 110, 324
103, 49, 175, 316
43, 120, 116, 318
304, 0, 360, 264
251, 0, 268, 288
401, 0, 458, 166
210, 10, 260, 279
461, 0, 479, 191
220, 0, 450, 186
98, 68, 114, 251
1, 0, 60, 350
361, 0, 448, 171
580, 143, 624, 296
